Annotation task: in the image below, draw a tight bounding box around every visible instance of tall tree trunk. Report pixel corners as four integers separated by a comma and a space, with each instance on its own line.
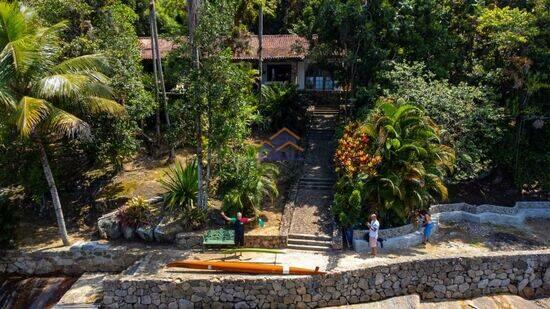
188, 0, 205, 209
258, 4, 263, 106
37, 140, 70, 246
149, 4, 161, 156
205, 105, 212, 204
151, 0, 175, 162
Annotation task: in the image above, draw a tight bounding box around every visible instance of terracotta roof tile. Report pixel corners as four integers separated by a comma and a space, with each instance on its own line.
139, 34, 309, 61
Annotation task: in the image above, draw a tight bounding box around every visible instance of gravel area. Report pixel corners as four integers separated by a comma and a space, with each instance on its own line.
290, 189, 333, 235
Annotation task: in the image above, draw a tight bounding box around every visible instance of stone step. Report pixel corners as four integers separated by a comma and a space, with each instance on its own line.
287, 243, 332, 251
300, 178, 335, 183
288, 238, 333, 247
288, 233, 332, 241
313, 109, 339, 114
297, 184, 334, 190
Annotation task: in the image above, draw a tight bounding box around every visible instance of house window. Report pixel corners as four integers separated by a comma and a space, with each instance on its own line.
266, 64, 292, 82
305, 66, 335, 91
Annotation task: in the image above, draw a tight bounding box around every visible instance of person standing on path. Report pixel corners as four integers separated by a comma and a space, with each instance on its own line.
221, 211, 255, 247
367, 214, 380, 257
421, 210, 434, 245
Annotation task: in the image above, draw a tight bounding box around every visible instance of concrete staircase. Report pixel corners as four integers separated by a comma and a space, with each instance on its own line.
287, 233, 332, 251
287, 105, 340, 251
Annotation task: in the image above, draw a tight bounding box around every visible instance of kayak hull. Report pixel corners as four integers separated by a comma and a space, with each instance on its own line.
167, 260, 325, 275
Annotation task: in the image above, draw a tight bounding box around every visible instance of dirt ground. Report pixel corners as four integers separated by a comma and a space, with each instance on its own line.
13, 146, 288, 249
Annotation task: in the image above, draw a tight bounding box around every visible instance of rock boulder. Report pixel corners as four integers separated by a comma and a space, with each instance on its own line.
97, 211, 121, 240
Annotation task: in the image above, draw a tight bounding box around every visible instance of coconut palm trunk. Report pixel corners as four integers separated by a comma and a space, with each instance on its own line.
37, 140, 70, 246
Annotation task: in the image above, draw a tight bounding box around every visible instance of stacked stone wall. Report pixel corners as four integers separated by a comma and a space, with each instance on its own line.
0, 243, 142, 276
103, 250, 550, 308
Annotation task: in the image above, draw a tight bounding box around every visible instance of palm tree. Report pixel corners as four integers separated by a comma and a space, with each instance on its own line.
0, 2, 124, 245
362, 99, 455, 225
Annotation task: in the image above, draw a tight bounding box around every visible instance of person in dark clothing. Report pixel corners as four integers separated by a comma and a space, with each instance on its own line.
221, 211, 255, 247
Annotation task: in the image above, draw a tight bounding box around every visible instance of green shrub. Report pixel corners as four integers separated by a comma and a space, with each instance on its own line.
258, 84, 305, 134
116, 197, 151, 228
178, 207, 209, 231
376, 61, 505, 182
160, 160, 199, 212
332, 176, 363, 228
219, 146, 279, 217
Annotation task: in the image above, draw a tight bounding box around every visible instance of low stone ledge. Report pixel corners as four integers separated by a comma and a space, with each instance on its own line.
353, 201, 550, 253
0, 242, 143, 276
102, 250, 550, 308
175, 231, 204, 250
175, 231, 287, 249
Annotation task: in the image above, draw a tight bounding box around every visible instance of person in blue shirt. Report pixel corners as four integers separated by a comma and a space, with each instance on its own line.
420, 210, 434, 245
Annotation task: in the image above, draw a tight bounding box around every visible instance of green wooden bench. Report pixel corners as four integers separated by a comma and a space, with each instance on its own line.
203, 228, 235, 250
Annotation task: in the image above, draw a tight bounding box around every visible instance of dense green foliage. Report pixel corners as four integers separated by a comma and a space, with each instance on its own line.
218, 146, 279, 217
258, 84, 304, 133
0, 0, 547, 242
160, 160, 199, 211
374, 62, 505, 181
0, 1, 125, 244
334, 99, 455, 227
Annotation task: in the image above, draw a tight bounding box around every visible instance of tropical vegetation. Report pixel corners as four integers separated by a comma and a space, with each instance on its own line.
117, 197, 152, 229
334, 99, 455, 227
0, 0, 547, 246
218, 146, 279, 217
160, 160, 199, 212
0, 2, 123, 245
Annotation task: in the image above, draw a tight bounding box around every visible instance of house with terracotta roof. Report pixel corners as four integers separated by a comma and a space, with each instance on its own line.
260, 127, 304, 161
139, 35, 340, 92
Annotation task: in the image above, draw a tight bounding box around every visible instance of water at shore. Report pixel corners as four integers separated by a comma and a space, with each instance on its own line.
0, 276, 77, 308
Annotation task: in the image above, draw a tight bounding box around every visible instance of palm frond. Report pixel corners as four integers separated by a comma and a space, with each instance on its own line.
0, 84, 15, 108
13, 96, 49, 137
46, 104, 91, 139
85, 96, 125, 115
0, 37, 39, 73
53, 54, 110, 75
35, 74, 89, 100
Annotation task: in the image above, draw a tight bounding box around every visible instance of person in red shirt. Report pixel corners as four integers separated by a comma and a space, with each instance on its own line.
221, 211, 255, 247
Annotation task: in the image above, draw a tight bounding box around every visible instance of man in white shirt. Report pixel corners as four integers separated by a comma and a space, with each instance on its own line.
367, 214, 380, 257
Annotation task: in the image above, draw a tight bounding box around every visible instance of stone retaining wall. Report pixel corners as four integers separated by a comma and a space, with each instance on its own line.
102, 250, 550, 308
0, 242, 142, 276
353, 201, 550, 253
174, 232, 287, 250
245, 235, 287, 249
